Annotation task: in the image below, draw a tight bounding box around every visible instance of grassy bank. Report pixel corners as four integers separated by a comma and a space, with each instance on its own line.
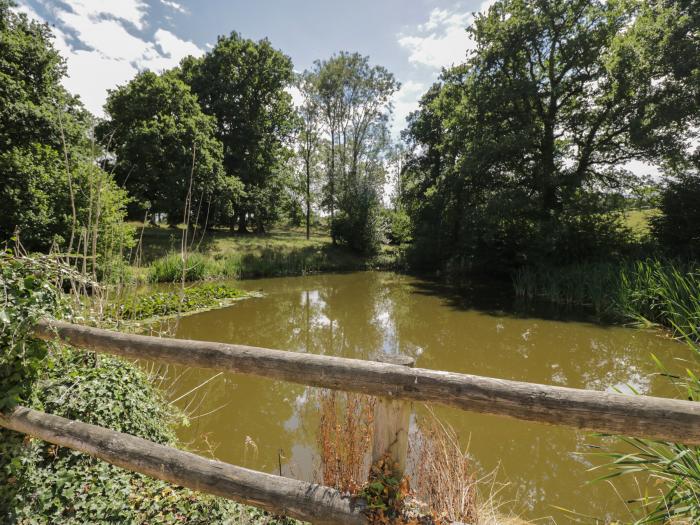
132, 225, 404, 283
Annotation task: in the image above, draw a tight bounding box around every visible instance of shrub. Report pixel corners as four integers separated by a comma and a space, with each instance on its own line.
147, 252, 214, 283
0, 251, 62, 410
382, 209, 412, 245
332, 179, 383, 255
652, 172, 700, 258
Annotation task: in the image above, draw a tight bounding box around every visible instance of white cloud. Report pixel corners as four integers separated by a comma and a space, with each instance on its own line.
17, 0, 202, 116
57, 12, 154, 61
391, 80, 426, 136
159, 0, 188, 14
398, 0, 496, 69
59, 0, 149, 30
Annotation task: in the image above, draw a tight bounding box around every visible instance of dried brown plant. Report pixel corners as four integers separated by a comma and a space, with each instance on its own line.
317, 389, 376, 494
411, 407, 479, 524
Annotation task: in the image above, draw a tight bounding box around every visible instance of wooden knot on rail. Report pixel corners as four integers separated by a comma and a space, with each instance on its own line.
371, 353, 415, 477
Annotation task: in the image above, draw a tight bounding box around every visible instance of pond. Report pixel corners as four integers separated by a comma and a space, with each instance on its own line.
146, 271, 694, 522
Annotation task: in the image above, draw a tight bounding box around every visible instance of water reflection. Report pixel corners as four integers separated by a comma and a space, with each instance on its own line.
147, 272, 693, 522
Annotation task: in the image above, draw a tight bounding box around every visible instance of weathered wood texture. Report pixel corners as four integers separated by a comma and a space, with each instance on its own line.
371, 354, 415, 475
36, 319, 700, 444
0, 406, 367, 525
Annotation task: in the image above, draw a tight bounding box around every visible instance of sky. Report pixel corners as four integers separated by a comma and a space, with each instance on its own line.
15, 0, 495, 136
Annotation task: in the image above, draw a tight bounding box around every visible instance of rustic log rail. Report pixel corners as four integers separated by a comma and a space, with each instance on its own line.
34, 319, 700, 445
0, 406, 366, 525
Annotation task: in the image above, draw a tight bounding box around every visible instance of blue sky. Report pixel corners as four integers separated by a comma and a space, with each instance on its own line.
16, 0, 494, 134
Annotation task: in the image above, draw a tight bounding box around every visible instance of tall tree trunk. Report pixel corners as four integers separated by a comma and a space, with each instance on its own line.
329, 130, 336, 245
306, 157, 311, 240
236, 210, 248, 234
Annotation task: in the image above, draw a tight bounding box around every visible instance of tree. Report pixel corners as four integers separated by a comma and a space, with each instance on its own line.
402, 0, 699, 273
97, 71, 234, 228
180, 32, 296, 233
307, 52, 399, 252
296, 72, 322, 239
0, 1, 131, 262
653, 169, 700, 258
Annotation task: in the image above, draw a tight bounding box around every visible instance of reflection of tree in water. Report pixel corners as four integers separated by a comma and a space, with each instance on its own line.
146, 272, 692, 522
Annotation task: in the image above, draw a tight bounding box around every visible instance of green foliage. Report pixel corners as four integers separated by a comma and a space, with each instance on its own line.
0, 2, 134, 265
0, 252, 62, 410
594, 436, 700, 524
331, 179, 383, 255
0, 253, 298, 523
97, 71, 238, 228
107, 283, 245, 321
0, 144, 68, 249
181, 32, 296, 232
513, 259, 700, 341
304, 53, 398, 251
0, 347, 242, 524
0, 0, 82, 152
146, 252, 216, 283
401, 0, 700, 275
381, 209, 412, 246
652, 172, 700, 259
147, 247, 358, 282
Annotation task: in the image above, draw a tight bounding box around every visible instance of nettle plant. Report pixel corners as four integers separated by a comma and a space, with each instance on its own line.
0, 250, 62, 411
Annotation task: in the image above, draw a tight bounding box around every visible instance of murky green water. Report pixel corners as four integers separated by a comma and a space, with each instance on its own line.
146, 271, 695, 522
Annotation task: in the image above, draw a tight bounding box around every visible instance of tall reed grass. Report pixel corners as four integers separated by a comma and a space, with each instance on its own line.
516, 259, 700, 523
513, 259, 700, 341
147, 248, 340, 283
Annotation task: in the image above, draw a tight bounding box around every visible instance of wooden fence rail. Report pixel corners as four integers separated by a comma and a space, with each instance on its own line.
35, 319, 700, 445
0, 406, 366, 525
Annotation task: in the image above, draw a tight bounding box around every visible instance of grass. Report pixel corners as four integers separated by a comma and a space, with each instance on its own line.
134, 224, 404, 283
512, 259, 700, 340
623, 208, 661, 237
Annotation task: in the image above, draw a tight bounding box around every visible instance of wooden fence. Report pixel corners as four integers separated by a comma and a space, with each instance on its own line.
2, 318, 700, 524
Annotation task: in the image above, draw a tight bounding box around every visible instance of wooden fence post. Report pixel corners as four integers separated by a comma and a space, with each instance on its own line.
371, 354, 415, 477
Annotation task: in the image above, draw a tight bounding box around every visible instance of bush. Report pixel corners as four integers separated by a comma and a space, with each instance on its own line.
381, 209, 412, 245
0, 251, 62, 410
332, 177, 383, 255
147, 252, 215, 283
652, 172, 700, 258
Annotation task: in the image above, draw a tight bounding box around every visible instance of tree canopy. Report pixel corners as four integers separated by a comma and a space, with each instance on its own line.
180, 33, 296, 233
0, 1, 130, 259
97, 71, 235, 228
402, 0, 700, 273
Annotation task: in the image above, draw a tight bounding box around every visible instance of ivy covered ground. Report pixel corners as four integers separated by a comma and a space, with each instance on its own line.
0, 253, 298, 524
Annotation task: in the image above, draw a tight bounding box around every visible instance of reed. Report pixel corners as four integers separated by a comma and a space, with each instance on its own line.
411, 408, 479, 523
146, 251, 215, 283
517, 259, 700, 522
513, 259, 700, 342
